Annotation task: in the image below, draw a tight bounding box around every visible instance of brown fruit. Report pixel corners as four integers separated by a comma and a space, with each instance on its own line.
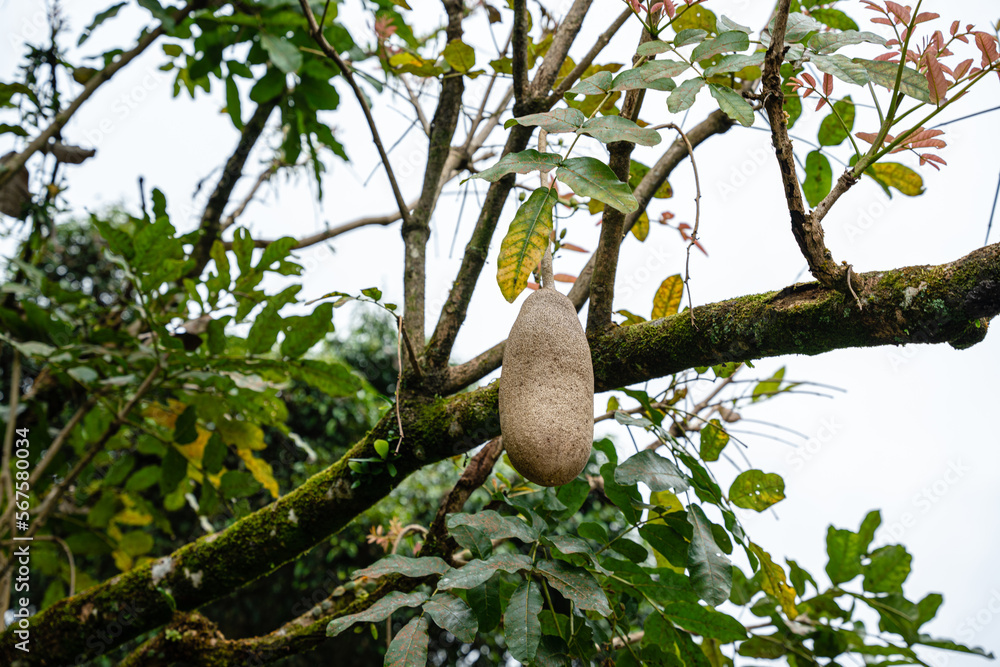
499, 288, 594, 486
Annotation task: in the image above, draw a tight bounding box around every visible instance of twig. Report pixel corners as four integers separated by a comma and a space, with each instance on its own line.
664, 123, 701, 328
231, 201, 417, 249
297, 0, 413, 229
220, 161, 280, 232
545, 8, 632, 105
0, 1, 206, 190
401, 76, 432, 136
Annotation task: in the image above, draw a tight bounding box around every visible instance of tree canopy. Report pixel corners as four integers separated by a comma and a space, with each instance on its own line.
1, 0, 999, 665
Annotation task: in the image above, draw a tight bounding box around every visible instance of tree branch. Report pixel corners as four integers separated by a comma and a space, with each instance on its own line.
762, 0, 844, 289
229, 201, 417, 250
298, 0, 414, 230
545, 8, 632, 105
5, 241, 999, 664
0, 1, 207, 190
528, 0, 596, 98
220, 161, 280, 232
188, 98, 280, 278
400, 0, 467, 351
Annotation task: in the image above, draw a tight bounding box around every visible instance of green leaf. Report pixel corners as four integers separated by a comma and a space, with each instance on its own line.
809, 8, 859, 31
173, 405, 198, 445
703, 53, 765, 77
103, 455, 135, 487
466, 576, 501, 633
261, 34, 302, 74
615, 450, 689, 493
868, 162, 924, 197
811, 54, 871, 86
652, 274, 684, 319
855, 59, 932, 103
580, 116, 661, 146
470, 149, 563, 183
219, 470, 262, 499
246, 306, 281, 354
673, 5, 717, 35
738, 634, 788, 658
749, 542, 798, 617
327, 591, 429, 636
280, 302, 334, 358
809, 30, 886, 55
447, 510, 539, 542
374, 438, 389, 459
687, 504, 732, 606
67, 366, 99, 385
438, 553, 533, 590
640, 521, 689, 570
385, 615, 429, 667
636, 40, 672, 57
119, 531, 154, 557
505, 580, 543, 663
769, 12, 822, 43
287, 359, 363, 396
660, 602, 747, 641
536, 560, 612, 615
668, 78, 707, 113
699, 419, 729, 462
708, 84, 754, 127
424, 593, 478, 643
443, 39, 475, 73
225, 75, 242, 129
674, 29, 709, 47
818, 96, 855, 147
449, 524, 492, 559
567, 71, 613, 95
495, 188, 557, 303
916, 637, 995, 659
862, 545, 912, 593
803, 150, 832, 207
78, 2, 127, 46
611, 61, 688, 92
510, 108, 586, 133
825, 510, 880, 585
692, 31, 750, 62
717, 15, 751, 34
729, 470, 785, 511
556, 157, 637, 213
353, 555, 450, 580
125, 465, 162, 492
203, 433, 227, 474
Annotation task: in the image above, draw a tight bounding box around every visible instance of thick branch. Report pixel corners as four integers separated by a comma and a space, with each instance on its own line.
188, 98, 280, 277
400, 0, 466, 350
4, 243, 998, 664
545, 8, 632, 105
762, 0, 843, 288
528, 0, 596, 98
0, 1, 206, 190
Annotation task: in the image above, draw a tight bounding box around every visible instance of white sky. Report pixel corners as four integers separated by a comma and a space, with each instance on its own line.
2, 0, 999, 662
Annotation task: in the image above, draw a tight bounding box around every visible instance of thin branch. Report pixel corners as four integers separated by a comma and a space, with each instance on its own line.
187, 97, 281, 278
528, 0, 596, 98
401, 76, 432, 136
762, 0, 843, 289
298, 0, 413, 229
665, 123, 701, 327
0, 1, 207, 190
230, 201, 416, 249
545, 8, 632, 105
220, 161, 280, 232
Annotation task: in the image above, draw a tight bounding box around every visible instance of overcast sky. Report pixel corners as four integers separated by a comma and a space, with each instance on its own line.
2, 0, 999, 662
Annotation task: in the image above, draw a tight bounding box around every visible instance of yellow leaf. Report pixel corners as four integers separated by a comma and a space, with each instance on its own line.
749, 542, 798, 618
217, 417, 266, 451
112, 549, 133, 572
238, 450, 280, 499
652, 274, 684, 319
496, 188, 557, 302
631, 211, 649, 241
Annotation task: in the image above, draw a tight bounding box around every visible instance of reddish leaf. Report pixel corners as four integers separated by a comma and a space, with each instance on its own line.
801, 72, 817, 88
559, 242, 589, 252
815, 97, 827, 111
823, 73, 833, 97
923, 51, 949, 104
659, 211, 675, 223
914, 12, 939, 24
973, 32, 1000, 74
871, 17, 893, 26
855, 131, 884, 145
954, 58, 974, 79
884, 2, 910, 25
553, 273, 576, 283
950, 20, 959, 36
874, 52, 899, 62
919, 153, 947, 169
526, 281, 540, 291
